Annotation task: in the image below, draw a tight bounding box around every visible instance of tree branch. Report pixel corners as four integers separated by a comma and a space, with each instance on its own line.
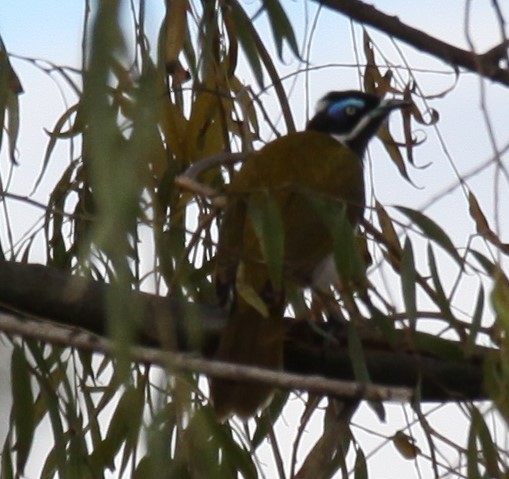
317, 0, 509, 86
0, 260, 488, 402
0, 312, 412, 402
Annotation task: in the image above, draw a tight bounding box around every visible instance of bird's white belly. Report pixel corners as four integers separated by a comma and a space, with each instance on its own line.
310, 254, 339, 291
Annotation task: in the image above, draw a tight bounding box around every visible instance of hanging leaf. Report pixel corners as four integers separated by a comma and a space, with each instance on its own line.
228, 1, 264, 87
467, 409, 483, 479
334, 207, 366, 283
247, 189, 284, 289
396, 206, 462, 266
465, 286, 485, 356
393, 431, 421, 459
401, 237, 417, 326
491, 267, 509, 338
472, 407, 500, 477
307, 193, 365, 283
235, 263, 269, 317
164, 0, 189, 74
427, 244, 456, 327
376, 201, 402, 266
363, 31, 383, 95
262, 0, 301, 60
11, 346, 35, 474
348, 324, 384, 420
354, 447, 368, 479
0, 38, 23, 165
468, 191, 509, 255
378, 122, 414, 184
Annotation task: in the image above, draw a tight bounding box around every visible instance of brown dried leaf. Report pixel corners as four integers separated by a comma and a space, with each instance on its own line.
378, 123, 414, 184
363, 30, 384, 95
393, 431, 421, 459
376, 201, 401, 260
468, 191, 509, 254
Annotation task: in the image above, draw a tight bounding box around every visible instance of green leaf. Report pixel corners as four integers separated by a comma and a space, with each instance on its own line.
252, 390, 289, 448
196, 407, 257, 479
1, 433, 14, 479
474, 408, 500, 477
396, 206, 462, 266
354, 447, 368, 479
307, 193, 365, 282
11, 346, 35, 474
467, 413, 482, 479
262, 0, 301, 60
367, 303, 397, 345
491, 267, 509, 338
236, 265, 269, 317
89, 387, 142, 473
333, 208, 366, 283
29, 343, 67, 478
248, 189, 284, 289
471, 249, 496, 275
427, 244, 457, 327
465, 286, 484, 356
0, 37, 23, 164
348, 325, 384, 420
229, 2, 264, 87
401, 237, 417, 325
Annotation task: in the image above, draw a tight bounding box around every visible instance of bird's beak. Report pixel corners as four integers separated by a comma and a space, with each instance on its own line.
367, 98, 411, 121
379, 98, 412, 112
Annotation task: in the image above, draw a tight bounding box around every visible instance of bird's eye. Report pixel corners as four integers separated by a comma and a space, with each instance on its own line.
345, 105, 357, 116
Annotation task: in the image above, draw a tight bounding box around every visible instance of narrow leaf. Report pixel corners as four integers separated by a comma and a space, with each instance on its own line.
376, 201, 401, 257
427, 244, 456, 326
348, 325, 384, 420
401, 237, 417, 326
11, 346, 35, 474
229, 1, 264, 87
465, 286, 484, 356
491, 267, 509, 337
467, 408, 483, 479
354, 447, 368, 479
164, 0, 188, 72
248, 190, 284, 289
263, 0, 301, 60
333, 208, 366, 283
378, 122, 413, 183
396, 206, 462, 265
236, 262, 269, 317
468, 191, 509, 254
474, 408, 500, 477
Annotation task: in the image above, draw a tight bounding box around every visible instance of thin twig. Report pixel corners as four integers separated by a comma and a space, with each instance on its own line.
0, 311, 413, 402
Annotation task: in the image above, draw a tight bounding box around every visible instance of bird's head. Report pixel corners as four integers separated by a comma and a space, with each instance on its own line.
306, 90, 408, 156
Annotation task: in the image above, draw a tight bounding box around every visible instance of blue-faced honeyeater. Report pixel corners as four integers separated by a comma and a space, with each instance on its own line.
210, 90, 407, 419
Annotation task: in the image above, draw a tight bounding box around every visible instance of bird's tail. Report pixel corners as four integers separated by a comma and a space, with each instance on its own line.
210, 265, 284, 420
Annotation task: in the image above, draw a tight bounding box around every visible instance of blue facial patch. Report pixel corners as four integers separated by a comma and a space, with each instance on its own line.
327, 98, 366, 119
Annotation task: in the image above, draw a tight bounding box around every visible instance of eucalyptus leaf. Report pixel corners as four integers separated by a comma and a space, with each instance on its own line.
396, 206, 462, 265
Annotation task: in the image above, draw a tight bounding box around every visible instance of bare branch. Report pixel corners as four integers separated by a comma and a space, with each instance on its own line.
0, 311, 412, 403
317, 0, 509, 85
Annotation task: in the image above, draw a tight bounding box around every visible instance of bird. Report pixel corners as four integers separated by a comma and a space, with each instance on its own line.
210, 90, 408, 420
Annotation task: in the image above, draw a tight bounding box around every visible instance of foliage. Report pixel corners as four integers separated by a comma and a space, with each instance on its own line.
0, 1, 509, 478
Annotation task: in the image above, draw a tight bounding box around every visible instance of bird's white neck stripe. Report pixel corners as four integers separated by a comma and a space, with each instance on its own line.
329, 113, 377, 147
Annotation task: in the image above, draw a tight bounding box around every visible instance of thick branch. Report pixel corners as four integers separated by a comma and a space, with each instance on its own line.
317, 0, 509, 85
0, 260, 487, 402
